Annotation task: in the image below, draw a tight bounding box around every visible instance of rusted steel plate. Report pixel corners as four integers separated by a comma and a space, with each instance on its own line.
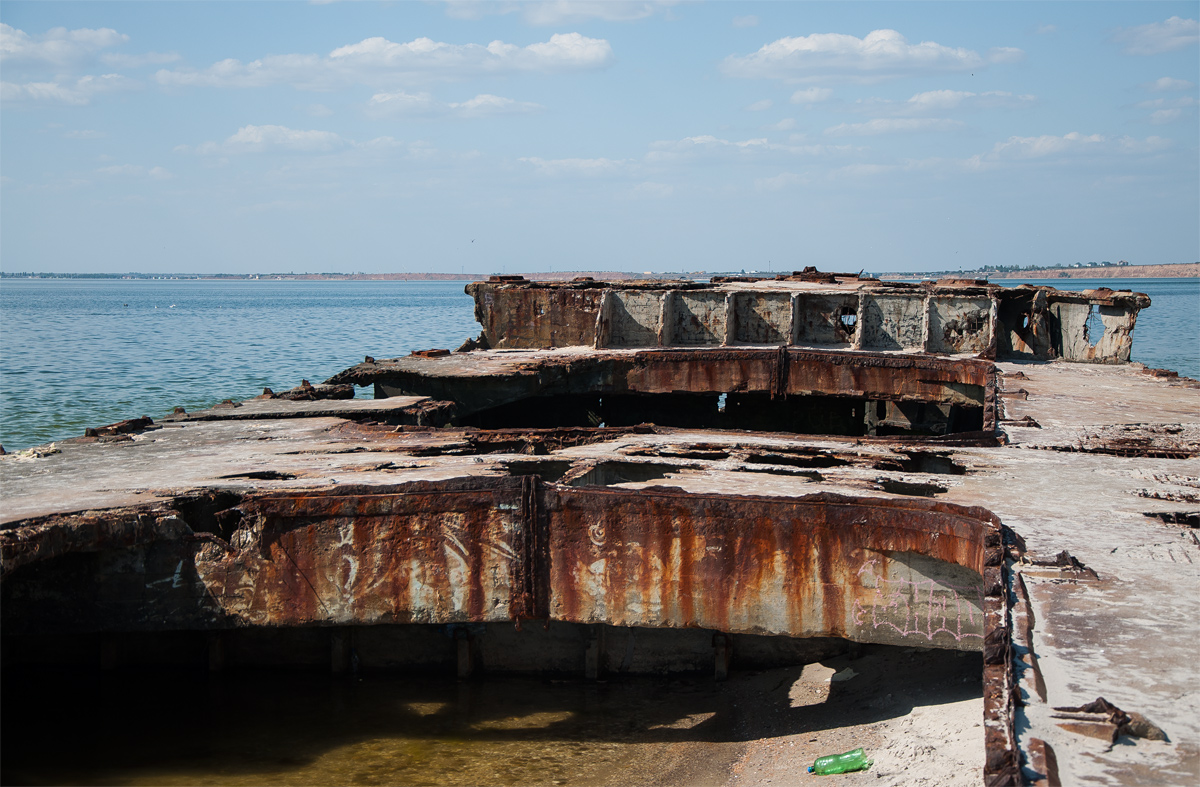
2, 479, 997, 653
547, 487, 992, 651
196, 479, 527, 627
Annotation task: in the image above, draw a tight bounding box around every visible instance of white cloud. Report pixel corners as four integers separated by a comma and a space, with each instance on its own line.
368, 90, 542, 118
646, 134, 851, 163
722, 29, 1023, 83
181, 124, 347, 155
444, 1, 675, 25
225, 124, 344, 152
97, 164, 144, 176
63, 129, 104, 139
1135, 95, 1198, 110
453, 93, 542, 117
854, 89, 1036, 116
746, 98, 773, 111
306, 103, 334, 117
95, 163, 172, 179
733, 15, 759, 29
1144, 76, 1195, 92
520, 156, 627, 176
630, 181, 673, 198
156, 33, 613, 91
765, 118, 797, 131
1133, 94, 1196, 123
99, 51, 180, 69
1113, 16, 1198, 55
1034, 24, 1058, 35
825, 118, 965, 136
0, 23, 128, 68
985, 132, 1170, 160
1, 73, 136, 105
1150, 109, 1183, 124
790, 87, 833, 104
755, 171, 809, 191
830, 163, 898, 178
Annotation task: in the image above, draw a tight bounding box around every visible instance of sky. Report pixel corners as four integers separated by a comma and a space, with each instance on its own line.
1, 1, 1197, 275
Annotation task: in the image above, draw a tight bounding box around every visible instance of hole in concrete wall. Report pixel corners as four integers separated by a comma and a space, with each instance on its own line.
876, 479, 948, 497
871, 402, 982, 437
744, 451, 849, 469
740, 466, 824, 480
1084, 306, 1106, 346
600, 394, 721, 430
623, 444, 730, 460
723, 394, 867, 436
460, 395, 604, 430
219, 471, 296, 481
564, 461, 684, 487
1142, 511, 1199, 527
464, 393, 982, 439
171, 491, 244, 538
837, 309, 858, 339
872, 451, 966, 476
501, 460, 575, 483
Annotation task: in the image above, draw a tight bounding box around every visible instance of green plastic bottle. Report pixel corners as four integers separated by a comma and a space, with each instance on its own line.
807, 747, 873, 775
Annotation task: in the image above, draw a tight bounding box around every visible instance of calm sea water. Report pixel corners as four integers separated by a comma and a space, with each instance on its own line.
0, 279, 481, 451
1, 277, 1196, 451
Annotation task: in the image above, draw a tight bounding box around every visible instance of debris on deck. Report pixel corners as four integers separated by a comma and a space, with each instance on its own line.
2, 271, 1194, 787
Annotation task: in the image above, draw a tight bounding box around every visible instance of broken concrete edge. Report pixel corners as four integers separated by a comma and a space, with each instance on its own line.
0, 473, 1029, 778
983, 525, 1022, 787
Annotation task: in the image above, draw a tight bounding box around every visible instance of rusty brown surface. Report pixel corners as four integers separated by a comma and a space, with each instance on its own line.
547, 487, 993, 649
1, 479, 999, 652
331, 347, 992, 422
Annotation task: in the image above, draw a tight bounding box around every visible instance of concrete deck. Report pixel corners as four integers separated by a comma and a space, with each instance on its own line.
2, 358, 1197, 784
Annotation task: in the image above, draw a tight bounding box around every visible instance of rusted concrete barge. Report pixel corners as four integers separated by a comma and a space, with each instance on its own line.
2, 272, 1197, 785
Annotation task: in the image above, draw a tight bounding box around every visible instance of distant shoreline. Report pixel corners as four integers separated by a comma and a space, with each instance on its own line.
2, 262, 1196, 281
887, 262, 1199, 281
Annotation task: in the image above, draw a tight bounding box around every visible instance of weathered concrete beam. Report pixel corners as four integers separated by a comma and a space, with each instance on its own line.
1, 479, 1002, 652
331, 348, 992, 425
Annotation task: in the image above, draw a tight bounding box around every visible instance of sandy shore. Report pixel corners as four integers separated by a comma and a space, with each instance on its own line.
724, 647, 983, 787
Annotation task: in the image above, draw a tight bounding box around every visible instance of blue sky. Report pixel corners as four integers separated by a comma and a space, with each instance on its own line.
2, 1, 1197, 274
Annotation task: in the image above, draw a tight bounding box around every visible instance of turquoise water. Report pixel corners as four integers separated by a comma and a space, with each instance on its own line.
1, 277, 1196, 451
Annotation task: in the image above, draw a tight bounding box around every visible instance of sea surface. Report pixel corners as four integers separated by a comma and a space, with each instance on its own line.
1, 277, 1197, 451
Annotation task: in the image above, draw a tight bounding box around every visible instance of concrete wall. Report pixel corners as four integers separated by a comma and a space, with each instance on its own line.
2, 479, 997, 654
860, 294, 926, 352
466, 281, 1147, 364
